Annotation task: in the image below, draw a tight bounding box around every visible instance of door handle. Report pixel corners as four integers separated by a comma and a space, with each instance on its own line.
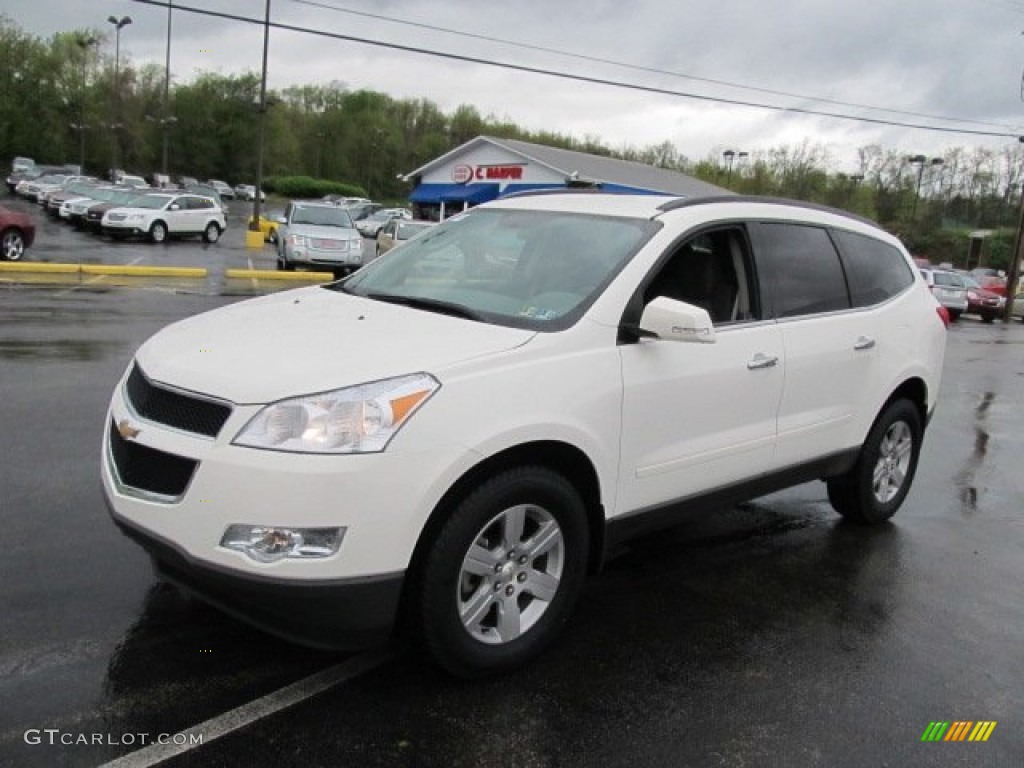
854, 336, 876, 351
747, 353, 779, 370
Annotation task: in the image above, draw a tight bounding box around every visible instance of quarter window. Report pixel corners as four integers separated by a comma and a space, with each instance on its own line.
833, 230, 913, 307
755, 223, 849, 318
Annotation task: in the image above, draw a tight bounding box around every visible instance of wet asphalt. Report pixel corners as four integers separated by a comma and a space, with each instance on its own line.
1, 194, 1022, 767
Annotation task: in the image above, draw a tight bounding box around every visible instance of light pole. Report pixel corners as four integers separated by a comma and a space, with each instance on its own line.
250, 0, 271, 234
161, 1, 173, 175
107, 15, 132, 175
1004, 136, 1024, 323
907, 154, 943, 219
722, 149, 748, 186
74, 35, 97, 172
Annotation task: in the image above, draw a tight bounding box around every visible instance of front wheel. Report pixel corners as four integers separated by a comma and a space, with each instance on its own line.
149, 221, 168, 244
827, 399, 922, 525
1, 228, 25, 261
203, 222, 221, 244
416, 467, 589, 678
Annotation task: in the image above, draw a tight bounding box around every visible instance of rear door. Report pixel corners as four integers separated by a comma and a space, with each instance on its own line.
750, 222, 877, 468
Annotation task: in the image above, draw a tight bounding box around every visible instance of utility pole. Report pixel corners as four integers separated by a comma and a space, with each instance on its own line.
250, 0, 270, 232
1003, 137, 1024, 322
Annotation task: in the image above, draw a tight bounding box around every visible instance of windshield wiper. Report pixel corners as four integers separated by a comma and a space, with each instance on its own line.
364, 292, 484, 321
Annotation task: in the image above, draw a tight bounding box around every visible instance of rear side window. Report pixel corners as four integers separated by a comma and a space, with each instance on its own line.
753, 223, 850, 318
833, 230, 914, 306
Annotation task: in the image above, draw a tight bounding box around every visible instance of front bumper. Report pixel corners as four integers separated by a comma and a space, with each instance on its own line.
110, 508, 403, 650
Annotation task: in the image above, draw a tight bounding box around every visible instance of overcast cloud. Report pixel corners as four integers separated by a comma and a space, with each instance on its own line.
9, 0, 1024, 170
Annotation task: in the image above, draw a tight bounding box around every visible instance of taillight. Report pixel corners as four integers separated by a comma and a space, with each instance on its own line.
936, 306, 950, 327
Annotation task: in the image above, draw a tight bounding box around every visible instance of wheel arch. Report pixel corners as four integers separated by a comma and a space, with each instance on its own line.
883, 376, 929, 429
398, 440, 606, 633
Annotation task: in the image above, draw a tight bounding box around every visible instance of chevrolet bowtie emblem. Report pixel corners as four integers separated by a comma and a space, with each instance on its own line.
117, 419, 141, 440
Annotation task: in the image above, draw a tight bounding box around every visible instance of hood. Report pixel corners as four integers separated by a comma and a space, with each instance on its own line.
135, 286, 535, 403
289, 224, 360, 241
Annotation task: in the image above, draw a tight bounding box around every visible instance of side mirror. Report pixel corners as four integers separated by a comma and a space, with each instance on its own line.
638, 297, 716, 343
274, 215, 286, 225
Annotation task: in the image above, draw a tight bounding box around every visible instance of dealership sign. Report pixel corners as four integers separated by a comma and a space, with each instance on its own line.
451, 164, 525, 183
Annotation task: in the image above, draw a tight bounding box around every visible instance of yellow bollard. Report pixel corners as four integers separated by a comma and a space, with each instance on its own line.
244, 229, 264, 248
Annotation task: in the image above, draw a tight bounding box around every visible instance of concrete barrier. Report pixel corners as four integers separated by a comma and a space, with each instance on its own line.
224, 269, 334, 281
0, 262, 207, 277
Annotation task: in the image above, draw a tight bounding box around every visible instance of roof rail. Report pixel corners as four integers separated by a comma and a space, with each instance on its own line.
656, 195, 880, 228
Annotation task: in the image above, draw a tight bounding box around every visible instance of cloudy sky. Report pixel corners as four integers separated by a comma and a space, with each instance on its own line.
10, 0, 1024, 170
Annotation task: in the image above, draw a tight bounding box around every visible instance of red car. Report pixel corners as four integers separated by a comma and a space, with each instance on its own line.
963, 276, 1005, 322
0, 204, 36, 261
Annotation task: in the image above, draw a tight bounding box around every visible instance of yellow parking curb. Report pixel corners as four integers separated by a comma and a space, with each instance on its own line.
0, 262, 80, 274
0, 262, 207, 277
224, 269, 335, 281
81, 265, 208, 277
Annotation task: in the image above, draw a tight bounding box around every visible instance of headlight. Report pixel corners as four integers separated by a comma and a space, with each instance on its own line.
233, 372, 440, 453
351, 238, 363, 251
289, 234, 308, 247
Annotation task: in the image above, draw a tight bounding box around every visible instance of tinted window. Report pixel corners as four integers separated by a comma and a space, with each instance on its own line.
834, 230, 914, 306
755, 223, 849, 318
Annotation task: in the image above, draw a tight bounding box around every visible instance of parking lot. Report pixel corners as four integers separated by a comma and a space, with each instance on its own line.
1, 195, 1023, 767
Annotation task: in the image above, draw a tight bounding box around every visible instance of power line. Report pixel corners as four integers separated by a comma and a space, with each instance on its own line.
291, 0, 1022, 133
129, 0, 1022, 139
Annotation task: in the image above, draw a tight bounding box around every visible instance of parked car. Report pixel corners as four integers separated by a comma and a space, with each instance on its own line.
183, 183, 227, 214
46, 179, 100, 217
234, 184, 265, 202
376, 218, 434, 255
11, 156, 35, 174
60, 185, 123, 224
101, 192, 226, 243
249, 210, 282, 242
16, 173, 71, 202
920, 268, 968, 320
356, 208, 411, 237
275, 201, 365, 275
103, 193, 946, 677
958, 274, 1005, 322
0, 204, 36, 261
82, 189, 147, 231
1012, 292, 1024, 321
207, 180, 235, 200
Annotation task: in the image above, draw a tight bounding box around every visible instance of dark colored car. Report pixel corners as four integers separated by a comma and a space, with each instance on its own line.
84, 189, 151, 232
0, 204, 36, 261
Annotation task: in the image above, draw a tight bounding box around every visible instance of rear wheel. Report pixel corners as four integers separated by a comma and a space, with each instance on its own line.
149, 221, 168, 244
981, 312, 996, 324
1, 228, 25, 261
948, 309, 961, 321
827, 399, 922, 525
203, 222, 221, 244
416, 467, 589, 678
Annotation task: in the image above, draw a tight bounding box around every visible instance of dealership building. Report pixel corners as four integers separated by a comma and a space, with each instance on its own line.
403, 135, 729, 220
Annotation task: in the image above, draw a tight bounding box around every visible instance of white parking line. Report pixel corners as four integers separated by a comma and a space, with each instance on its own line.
98, 647, 396, 767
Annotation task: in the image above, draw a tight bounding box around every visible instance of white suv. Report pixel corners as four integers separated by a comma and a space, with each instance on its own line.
102, 193, 946, 676
101, 192, 226, 243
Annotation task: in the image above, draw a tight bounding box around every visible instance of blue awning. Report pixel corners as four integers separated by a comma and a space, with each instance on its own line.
408, 183, 500, 204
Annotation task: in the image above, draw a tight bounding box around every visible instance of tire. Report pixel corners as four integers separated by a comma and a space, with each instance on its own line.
981, 312, 996, 324
149, 221, 168, 244
268, 228, 277, 244
416, 466, 589, 678
948, 310, 961, 321
1, 228, 25, 261
203, 222, 221, 244
277, 254, 294, 271
827, 399, 923, 525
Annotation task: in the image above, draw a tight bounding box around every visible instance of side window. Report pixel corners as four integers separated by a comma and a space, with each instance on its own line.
833, 229, 914, 307
754, 223, 849, 318
643, 227, 757, 325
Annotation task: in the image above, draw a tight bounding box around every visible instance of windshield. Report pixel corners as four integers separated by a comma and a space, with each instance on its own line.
336, 208, 655, 331
292, 206, 354, 228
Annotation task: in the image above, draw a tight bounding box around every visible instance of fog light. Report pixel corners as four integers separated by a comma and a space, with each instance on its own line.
220, 525, 345, 563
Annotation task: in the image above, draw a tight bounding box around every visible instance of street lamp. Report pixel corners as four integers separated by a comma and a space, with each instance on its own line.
722, 149, 748, 186
161, 1, 173, 175
107, 15, 132, 174
146, 115, 178, 178
907, 154, 943, 219
74, 35, 98, 172
250, 0, 271, 235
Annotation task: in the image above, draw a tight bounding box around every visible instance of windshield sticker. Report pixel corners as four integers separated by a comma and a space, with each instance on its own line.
518, 306, 560, 320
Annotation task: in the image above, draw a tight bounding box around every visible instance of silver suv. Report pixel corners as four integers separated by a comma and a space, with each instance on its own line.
275, 201, 366, 276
